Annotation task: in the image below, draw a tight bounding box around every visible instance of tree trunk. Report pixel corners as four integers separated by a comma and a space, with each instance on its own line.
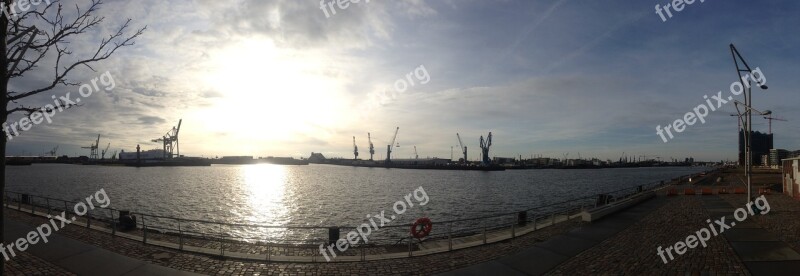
1, 0, 10, 272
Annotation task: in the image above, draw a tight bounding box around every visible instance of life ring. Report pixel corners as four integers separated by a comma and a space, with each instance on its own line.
411, 217, 433, 239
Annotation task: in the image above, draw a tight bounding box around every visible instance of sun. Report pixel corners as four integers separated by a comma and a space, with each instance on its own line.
194, 38, 347, 147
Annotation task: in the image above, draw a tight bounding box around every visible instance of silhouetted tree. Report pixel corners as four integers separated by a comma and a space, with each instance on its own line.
0, 0, 144, 270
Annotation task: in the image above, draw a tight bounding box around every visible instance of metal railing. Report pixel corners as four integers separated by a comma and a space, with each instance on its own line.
3, 168, 713, 261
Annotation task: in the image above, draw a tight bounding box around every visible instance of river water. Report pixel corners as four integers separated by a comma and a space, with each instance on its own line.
6, 164, 707, 242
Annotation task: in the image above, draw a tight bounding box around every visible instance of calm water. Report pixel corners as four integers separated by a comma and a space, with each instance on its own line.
6, 164, 706, 241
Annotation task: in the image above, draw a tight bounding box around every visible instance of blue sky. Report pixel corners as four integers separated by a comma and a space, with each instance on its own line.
6, 0, 800, 161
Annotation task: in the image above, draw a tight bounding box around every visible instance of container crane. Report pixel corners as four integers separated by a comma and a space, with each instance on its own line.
152, 119, 182, 159
456, 133, 467, 163
352, 136, 359, 160
82, 135, 100, 160
101, 143, 110, 160
48, 146, 58, 157
385, 127, 399, 164
479, 132, 492, 166
368, 133, 375, 161
763, 114, 788, 134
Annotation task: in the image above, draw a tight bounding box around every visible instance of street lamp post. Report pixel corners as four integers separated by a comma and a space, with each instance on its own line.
730, 44, 768, 203
733, 101, 771, 203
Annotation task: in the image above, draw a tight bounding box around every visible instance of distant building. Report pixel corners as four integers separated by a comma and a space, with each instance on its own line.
739, 130, 773, 166
308, 152, 326, 163
492, 157, 516, 165
769, 149, 790, 168
781, 157, 800, 200
119, 149, 166, 160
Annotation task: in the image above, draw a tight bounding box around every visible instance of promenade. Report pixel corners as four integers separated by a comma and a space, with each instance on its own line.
4, 168, 800, 275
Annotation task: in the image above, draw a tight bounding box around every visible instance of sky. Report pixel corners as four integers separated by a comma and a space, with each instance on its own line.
5, 0, 800, 162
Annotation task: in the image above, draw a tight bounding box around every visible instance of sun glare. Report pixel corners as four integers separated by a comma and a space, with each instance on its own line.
196, 38, 346, 145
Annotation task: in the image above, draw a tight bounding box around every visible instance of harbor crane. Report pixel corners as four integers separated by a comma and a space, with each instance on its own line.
456, 133, 467, 163
111, 150, 118, 160
152, 119, 182, 159
414, 146, 418, 159
385, 127, 399, 164
48, 146, 58, 157
763, 114, 788, 134
101, 143, 111, 160
352, 136, 359, 160
82, 135, 100, 160
479, 132, 492, 166
368, 133, 375, 161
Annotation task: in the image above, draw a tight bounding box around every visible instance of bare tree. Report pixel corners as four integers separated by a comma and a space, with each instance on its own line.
0, 0, 144, 270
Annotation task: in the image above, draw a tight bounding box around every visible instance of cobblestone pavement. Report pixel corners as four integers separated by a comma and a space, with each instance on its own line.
548, 195, 750, 275
720, 194, 800, 253
3, 251, 76, 276
3, 208, 583, 275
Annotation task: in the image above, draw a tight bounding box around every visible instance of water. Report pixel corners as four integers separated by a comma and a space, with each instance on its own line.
6, 164, 707, 242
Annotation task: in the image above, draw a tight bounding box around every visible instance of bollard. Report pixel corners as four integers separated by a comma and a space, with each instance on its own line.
328, 227, 340, 246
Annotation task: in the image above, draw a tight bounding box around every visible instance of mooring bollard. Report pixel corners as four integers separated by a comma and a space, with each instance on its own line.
328, 227, 340, 246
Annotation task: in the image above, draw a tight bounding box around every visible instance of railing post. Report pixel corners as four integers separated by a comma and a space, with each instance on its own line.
30, 196, 35, 214
447, 223, 452, 251
533, 215, 537, 230
18, 193, 22, 210
63, 201, 68, 215
511, 220, 516, 238
551, 211, 556, 225
111, 209, 117, 236
219, 223, 223, 257
178, 220, 183, 250
46, 198, 50, 215
482, 224, 487, 244
361, 242, 365, 261
408, 233, 413, 257
266, 242, 271, 261
86, 209, 91, 228
142, 215, 148, 244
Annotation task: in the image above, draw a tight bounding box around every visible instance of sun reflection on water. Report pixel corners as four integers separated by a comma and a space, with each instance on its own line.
241, 164, 290, 241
